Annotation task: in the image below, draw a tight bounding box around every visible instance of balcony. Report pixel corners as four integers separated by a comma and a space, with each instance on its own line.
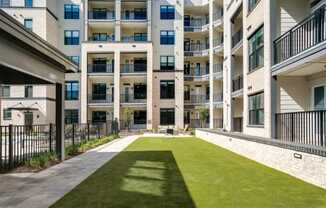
88, 94, 113, 105
120, 64, 147, 74
232, 28, 243, 52
185, 94, 209, 105
184, 18, 209, 33
213, 63, 223, 80
88, 64, 114, 74
273, 6, 326, 69
232, 75, 243, 97
213, 38, 223, 54
121, 10, 147, 21
184, 43, 209, 57
88, 11, 115, 20
121, 35, 148, 42
275, 110, 326, 149
120, 93, 146, 104
184, 67, 209, 81
88, 34, 115, 42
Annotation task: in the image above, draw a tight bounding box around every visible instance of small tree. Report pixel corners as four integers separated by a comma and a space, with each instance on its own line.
124, 108, 133, 131
199, 108, 209, 128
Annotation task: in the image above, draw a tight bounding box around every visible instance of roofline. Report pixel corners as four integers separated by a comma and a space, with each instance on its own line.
0, 9, 78, 73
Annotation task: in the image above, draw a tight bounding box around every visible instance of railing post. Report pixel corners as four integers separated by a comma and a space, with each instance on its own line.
8, 125, 13, 170
291, 113, 295, 142
49, 123, 52, 152
87, 123, 90, 141
72, 123, 75, 146
289, 31, 293, 58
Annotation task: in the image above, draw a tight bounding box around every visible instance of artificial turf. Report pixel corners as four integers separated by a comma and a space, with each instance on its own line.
52, 137, 326, 208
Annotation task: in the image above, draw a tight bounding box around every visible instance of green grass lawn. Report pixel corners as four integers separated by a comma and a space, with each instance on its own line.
52, 137, 326, 208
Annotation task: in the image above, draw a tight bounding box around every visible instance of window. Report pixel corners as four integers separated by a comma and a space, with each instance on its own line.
160, 5, 175, 19
134, 111, 146, 125
134, 84, 147, 99
92, 83, 106, 100
160, 108, 175, 125
248, 0, 260, 12
92, 33, 108, 41
25, 0, 33, 8
248, 26, 264, 71
64, 4, 79, 19
65, 81, 79, 100
160, 30, 175, 45
92, 8, 108, 19
92, 111, 106, 123
69, 56, 80, 66
3, 109, 11, 120
25, 86, 33, 98
64, 30, 79, 45
1, 86, 10, 98
65, 110, 79, 124
160, 80, 175, 99
160, 56, 175, 71
313, 86, 325, 110
134, 33, 147, 41
248, 92, 264, 125
24, 19, 33, 31
0, 0, 10, 7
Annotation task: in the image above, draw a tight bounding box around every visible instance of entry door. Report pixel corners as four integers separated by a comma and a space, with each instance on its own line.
24, 112, 33, 126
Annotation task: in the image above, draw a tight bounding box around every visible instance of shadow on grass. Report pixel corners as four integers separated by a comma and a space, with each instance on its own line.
51, 150, 196, 208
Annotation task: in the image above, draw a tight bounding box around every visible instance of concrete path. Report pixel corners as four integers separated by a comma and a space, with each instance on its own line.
0, 135, 139, 208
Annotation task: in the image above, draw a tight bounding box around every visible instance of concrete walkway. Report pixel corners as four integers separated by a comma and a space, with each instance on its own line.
0, 135, 139, 208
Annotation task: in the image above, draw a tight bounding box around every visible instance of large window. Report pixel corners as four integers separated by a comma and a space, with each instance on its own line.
92, 111, 106, 123
313, 85, 325, 110
160, 30, 175, 45
1, 86, 10, 98
248, 26, 264, 71
25, 0, 33, 8
65, 110, 79, 124
0, 0, 10, 7
248, 0, 260, 12
248, 92, 264, 125
25, 86, 33, 98
64, 30, 79, 45
65, 81, 79, 100
160, 80, 175, 99
64, 4, 80, 19
160, 108, 175, 125
134, 84, 147, 99
160, 56, 175, 71
92, 83, 106, 100
24, 19, 33, 31
134, 111, 146, 125
3, 109, 11, 120
160, 5, 175, 19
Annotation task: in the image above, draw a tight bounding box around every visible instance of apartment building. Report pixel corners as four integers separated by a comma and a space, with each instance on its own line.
223, 0, 326, 141
0, 0, 82, 125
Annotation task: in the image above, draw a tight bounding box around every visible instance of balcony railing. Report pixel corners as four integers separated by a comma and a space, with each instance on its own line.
274, 5, 326, 65
88, 11, 115, 20
121, 64, 147, 73
213, 38, 224, 48
232, 75, 243, 92
88, 64, 114, 73
184, 18, 209, 32
88, 94, 114, 103
121, 11, 147, 20
88, 35, 115, 42
185, 43, 209, 56
120, 93, 147, 103
213, 10, 223, 22
213, 63, 223, 73
185, 94, 209, 104
121, 35, 148, 42
184, 67, 209, 77
275, 110, 326, 149
213, 93, 223, 102
232, 29, 243, 48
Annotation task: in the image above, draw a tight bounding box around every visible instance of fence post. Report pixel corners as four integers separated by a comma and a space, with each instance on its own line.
72, 123, 75, 146
98, 124, 101, 139
49, 123, 52, 152
291, 113, 295, 142
8, 124, 13, 170
320, 112, 324, 146
87, 123, 90, 141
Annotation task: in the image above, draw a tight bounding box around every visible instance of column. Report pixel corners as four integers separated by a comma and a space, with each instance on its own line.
80, 46, 88, 123
114, 51, 120, 123
209, 0, 214, 129
146, 48, 153, 130
55, 83, 65, 161
147, 0, 152, 41
115, 0, 121, 41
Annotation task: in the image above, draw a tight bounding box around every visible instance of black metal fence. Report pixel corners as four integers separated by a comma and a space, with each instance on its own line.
0, 124, 56, 172
274, 5, 326, 64
275, 111, 326, 152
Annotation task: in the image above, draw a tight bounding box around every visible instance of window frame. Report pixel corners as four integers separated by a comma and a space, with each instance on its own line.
24, 18, 33, 31
1, 85, 10, 98
248, 92, 264, 126
248, 26, 264, 72
160, 30, 175, 45
64, 30, 80, 45
160, 5, 175, 20
160, 108, 175, 125
25, 0, 33, 8
65, 109, 79, 124
65, 81, 79, 100
160, 56, 175, 71
312, 84, 326, 110
160, 80, 175, 99
24, 85, 33, 98
3, 109, 11, 120
64, 4, 80, 19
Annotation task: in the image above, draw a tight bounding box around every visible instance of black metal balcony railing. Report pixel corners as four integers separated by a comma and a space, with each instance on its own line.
88, 64, 114, 73
121, 64, 147, 73
88, 94, 114, 103
213, 93, 223, 102
232, 75, 243, 92
121, 35, 148, 42
184, 18, 209, 32
120, 93, 147, 103
121, 11, 147, 20
275, 110, 326, 149
274, 5, 326, 65
184, 67, 209, 77
232, 29, 243, 48
185, 95, 209, 104
88, 35, 115, 42
185, 43, 209, 52
88, 11, 115, 20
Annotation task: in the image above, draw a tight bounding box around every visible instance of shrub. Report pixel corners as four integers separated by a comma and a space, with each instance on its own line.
25, 152, 58, 169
